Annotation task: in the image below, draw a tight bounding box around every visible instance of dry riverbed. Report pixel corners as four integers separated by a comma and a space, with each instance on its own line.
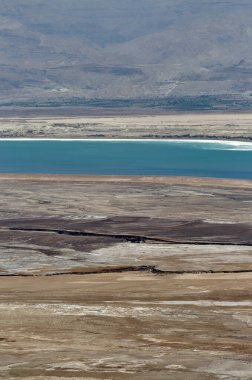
0, 174, 251, 379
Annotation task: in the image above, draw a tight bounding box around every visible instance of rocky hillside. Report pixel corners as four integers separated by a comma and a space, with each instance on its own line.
1, 0, 252, 109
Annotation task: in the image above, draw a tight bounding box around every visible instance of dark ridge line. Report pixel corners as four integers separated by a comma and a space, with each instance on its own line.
7, 227, 252, 247
9, 227, 147, 243
1, 266, 252, 278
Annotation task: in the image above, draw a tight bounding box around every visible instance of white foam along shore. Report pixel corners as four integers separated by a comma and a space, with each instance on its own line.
0, 138, 251, 150
0, 137, 251, 144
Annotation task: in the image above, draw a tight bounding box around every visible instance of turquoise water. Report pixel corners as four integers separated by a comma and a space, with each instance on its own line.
0, 139, 252, 179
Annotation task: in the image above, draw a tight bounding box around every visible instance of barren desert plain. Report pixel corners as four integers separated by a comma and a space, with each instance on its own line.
0, 114, 252, 379
0, 113, 252, 140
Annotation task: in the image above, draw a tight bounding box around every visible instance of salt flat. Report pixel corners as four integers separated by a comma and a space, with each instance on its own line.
0, 113, 252, 140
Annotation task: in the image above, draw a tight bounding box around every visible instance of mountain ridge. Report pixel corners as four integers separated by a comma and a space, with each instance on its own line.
1, 0, 252, 109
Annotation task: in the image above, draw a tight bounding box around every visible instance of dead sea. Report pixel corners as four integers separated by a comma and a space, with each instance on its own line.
0, 139, 252, 179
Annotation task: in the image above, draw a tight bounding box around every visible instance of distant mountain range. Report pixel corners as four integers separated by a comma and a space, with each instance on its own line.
1, 0, 252, 110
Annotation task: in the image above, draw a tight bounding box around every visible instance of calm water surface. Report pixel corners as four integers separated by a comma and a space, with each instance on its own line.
0, 139, 251, 179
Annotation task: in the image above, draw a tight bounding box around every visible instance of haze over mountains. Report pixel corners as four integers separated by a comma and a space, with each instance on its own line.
1, 0, 252, 110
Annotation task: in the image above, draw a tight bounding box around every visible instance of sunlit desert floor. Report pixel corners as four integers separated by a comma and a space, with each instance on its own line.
0, 174, 251, 379
0, 113, 252, 140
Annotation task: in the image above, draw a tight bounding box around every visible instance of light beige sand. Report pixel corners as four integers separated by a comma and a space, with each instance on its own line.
0, 113, 252, 139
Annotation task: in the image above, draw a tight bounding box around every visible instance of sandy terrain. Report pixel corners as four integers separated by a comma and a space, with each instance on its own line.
0, 174, 251, 378
1, 272, 252, 380
0, 113, 252, 140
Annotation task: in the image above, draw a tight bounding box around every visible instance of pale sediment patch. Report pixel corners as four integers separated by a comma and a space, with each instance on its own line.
124, 300, 252, 307
0, 301, 251, 319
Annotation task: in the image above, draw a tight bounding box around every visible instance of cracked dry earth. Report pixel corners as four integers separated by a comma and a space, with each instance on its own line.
0, 174, 252, 379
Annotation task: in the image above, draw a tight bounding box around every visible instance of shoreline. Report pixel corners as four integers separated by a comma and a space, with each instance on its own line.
0, 173, 251, 188
0, 137, 252, 144
1, 113, 251, 141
